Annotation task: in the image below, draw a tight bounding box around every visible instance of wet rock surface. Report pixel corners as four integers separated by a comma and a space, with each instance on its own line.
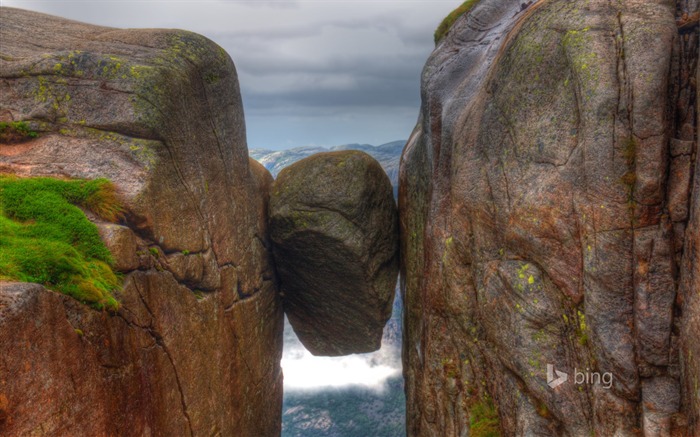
400, 0, 699, 435
270, 151, 399, 356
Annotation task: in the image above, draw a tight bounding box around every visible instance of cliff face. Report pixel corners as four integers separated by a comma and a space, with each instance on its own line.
0, 8, 282, 436
400, 0, 699, 435
680, 31, 700, 432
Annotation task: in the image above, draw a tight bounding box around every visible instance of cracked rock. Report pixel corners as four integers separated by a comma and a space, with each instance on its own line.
400, 0, 698, 435
0, 8, 282, 436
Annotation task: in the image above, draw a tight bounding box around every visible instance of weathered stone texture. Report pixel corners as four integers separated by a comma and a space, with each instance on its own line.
400, 0, 698, 435
270, 151, 399, 356
0, 7, 282, 436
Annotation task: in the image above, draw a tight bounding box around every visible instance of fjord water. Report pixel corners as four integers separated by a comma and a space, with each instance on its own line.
281, 288, 405, 437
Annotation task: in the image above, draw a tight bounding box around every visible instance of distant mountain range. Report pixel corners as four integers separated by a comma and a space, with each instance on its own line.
250, 140, 405, 198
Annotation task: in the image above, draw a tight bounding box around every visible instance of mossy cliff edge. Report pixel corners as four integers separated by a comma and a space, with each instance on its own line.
0, 8, 402, 435
0, 7, 282, 436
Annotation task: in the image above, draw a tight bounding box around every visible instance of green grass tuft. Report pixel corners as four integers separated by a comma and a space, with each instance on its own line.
0, 175, 123, 310
0, 121, 39, 143
434, 0, 480, 45
469, 396, 501, 437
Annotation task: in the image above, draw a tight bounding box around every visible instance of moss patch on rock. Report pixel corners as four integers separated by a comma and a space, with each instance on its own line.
469, 396, 501, 437
0, 121, 39, 143
0, 176, 123, 310
434, 0, 479, 44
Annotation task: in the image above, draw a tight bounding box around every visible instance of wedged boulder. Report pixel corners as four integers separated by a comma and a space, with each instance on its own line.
270, 150, 399, 356
400, 0, 698, 435
0, 8, 282, 436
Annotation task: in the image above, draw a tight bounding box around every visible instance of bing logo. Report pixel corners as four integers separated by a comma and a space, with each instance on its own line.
546, 364, 613, 390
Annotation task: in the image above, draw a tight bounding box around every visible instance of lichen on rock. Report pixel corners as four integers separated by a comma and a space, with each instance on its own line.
400, 0, 698, 435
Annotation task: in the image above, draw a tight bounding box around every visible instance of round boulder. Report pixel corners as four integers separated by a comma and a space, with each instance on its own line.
269, 150, 399, 356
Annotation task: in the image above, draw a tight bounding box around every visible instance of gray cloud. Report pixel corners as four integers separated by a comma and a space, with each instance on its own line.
231, 0, 301, 9
3, 0, 460, 149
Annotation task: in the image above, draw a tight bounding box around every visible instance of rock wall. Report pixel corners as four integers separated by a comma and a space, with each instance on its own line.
679, 14, 700, 431
0, 8, 282, 436
400, 0, 699, 435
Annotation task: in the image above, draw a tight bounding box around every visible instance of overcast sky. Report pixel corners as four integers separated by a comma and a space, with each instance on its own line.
2, 0, 460, 150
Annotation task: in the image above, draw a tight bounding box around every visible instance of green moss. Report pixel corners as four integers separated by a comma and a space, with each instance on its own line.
139, 33, 226, 106
34, 76, 49, 102
536, 401, 551, 419
0, 121, 39, 143
95, 56, 127, 80
434, 0, 480, 44
78, 129, 158, 171
127, 143, 158, 170
30, 75, 71, 118
204, 72, 219, 84
561, 26, 599, 93
622, 137, 636, 167
469, 397, 501, 437
517, 263, 530, 279
576, 309, 588, 346
0, 176, 123, 310
149, 247, 159, 258
532, 329, 547, 343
